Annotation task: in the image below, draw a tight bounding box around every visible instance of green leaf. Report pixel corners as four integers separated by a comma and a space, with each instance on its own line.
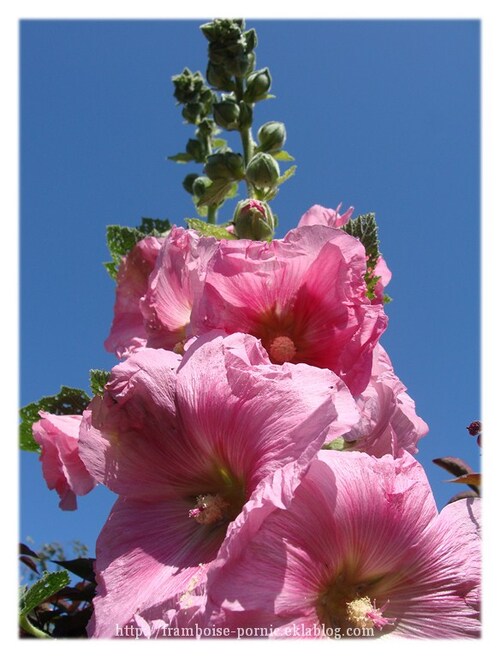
342, 213, 390, 302
20, 387, 91, 453
273, 150, 295, 161
212, 138, 228, 149
105, 217, 171, 280
20, 570, 70, 616
89, 369, 110, 396
196, 178, 234, 207
186, 218, 237, 240
167, 152, 193, 163
276, 165, 297, 186
342, 213, 379, 271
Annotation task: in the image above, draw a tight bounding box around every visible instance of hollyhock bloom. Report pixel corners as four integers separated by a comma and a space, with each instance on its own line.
104, 236, 164, 358
79, 332, 358, 637
328, 344, 429, 457
139, 227, 217, 352
32, 412, 96, 511
207, 450, 481, 639
192, 225, 388, 395
298, 202, 354, 229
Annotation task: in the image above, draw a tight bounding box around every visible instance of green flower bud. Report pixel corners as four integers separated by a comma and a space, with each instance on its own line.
186, 138, 207, 163
192, 176, 212, 199
204, 152, 244, 181
182, 173, 199, 195
206, 61, 235, 91
245, 152, 280, 191
244, 29, 258, 53
257, 121, 287, 153
233, 199, 275, 241
196, 118, 216, 139
182, 102, 203, 124
172, 68, 205, 104
244, 68, 271, 102
213, 99, 240, 131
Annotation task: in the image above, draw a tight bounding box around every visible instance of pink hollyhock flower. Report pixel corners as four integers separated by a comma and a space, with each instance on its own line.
298, 203, 354, 228
32, 412, 96, 510
328, 344, 429, 457
139, 227, 217, 352
104, 236, 164, 358
79, 332, 358, 637
192, 225, 388, 395
207, 450, 481, 639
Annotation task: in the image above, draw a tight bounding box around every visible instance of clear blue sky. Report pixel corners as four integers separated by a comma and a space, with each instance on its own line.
20, 19, 480, 556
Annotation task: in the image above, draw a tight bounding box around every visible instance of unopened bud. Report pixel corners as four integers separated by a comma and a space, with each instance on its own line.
182, 102, 203, 124
245, 152, 280, 191
192, 176, 212, 199
213, 100, 240, 131
182, 173, 199, 195
186, 138, 207, 163
207, 61, 235, 91
233, 199, 275, 241
204, 152, 244, 181
257, 121, 286, 153
244, 68, 271, 102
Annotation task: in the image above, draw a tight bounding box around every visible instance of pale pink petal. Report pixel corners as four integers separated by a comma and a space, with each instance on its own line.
33, 412, 96, 510
298, 203, 354, 228
140, 227, 217, 350
78, 348, 183, 501
207, 452, 479, 639
88, 497, 219, 638
104, 236, 163, 359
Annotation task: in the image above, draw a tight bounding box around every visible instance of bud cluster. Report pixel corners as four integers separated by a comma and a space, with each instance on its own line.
168, 19, 295, 235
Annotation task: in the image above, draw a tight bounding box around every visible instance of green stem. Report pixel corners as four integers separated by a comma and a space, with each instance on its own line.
20, 614, 50, 639
235, 77, 255, 196
207, 205, 218, 224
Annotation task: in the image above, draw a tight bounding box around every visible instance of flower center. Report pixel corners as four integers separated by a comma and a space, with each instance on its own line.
346, 596, 395, 631
268, 335, 296, 364
316, 571, 396, 636
188, 494, 229, 525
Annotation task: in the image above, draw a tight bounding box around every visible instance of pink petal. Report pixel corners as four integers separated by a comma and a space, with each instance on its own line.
33, 412, 96, 510
140, 227, 218, 350
104, 236, 163, 359
88, 497, 219, 638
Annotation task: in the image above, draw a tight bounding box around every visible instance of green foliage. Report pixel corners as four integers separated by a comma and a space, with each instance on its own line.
168, 152, 193, 163
186, 218, 237, 240
272, 150, 294, 161
276, 164, 297, 185
196, 179, 236, 207
89, 369, 110, 396
342, 213, 379, 271
342, 213, 391, 302
19, 387, 91, 453
105, 217, 171, 279
20, 570, 70, 617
